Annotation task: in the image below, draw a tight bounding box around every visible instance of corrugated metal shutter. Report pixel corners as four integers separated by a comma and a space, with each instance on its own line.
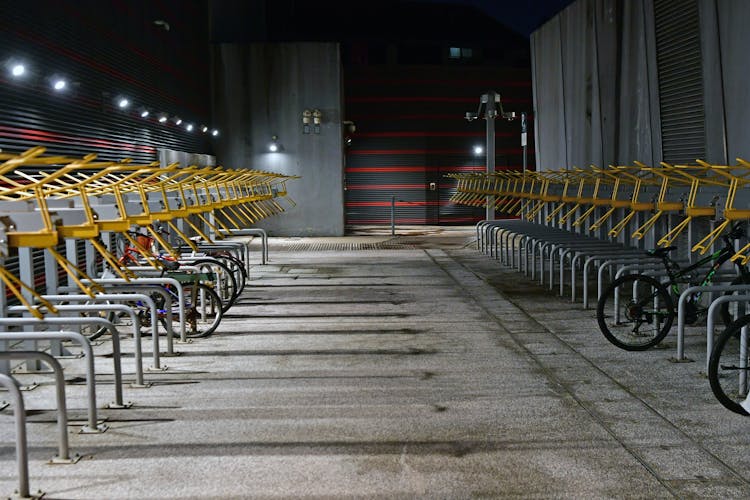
345, 65, 532, 226
653, 0, 705, 163
0, 0, 212, 162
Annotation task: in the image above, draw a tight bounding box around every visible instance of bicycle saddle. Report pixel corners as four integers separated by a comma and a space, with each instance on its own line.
645, 246, 676, 258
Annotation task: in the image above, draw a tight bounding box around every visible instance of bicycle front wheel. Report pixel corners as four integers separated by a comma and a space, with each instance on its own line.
596, 274, 674, 351
708, 315, 750, 415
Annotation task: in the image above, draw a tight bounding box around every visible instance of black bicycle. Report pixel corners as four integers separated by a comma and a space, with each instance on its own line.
596, 223, 749, 351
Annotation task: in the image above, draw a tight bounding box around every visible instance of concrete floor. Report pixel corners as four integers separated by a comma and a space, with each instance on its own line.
1, 227, 750, 499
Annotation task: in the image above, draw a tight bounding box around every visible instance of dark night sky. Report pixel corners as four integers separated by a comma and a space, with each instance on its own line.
414, 0, 576, 37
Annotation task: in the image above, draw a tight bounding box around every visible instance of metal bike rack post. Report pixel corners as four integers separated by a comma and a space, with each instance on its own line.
40, 293, 156, 382
219, 228, 268, 266
79, 277, 185, 344
676, 284, 750, 361
9, 302, 147, 387
0, 351, 75, 463
558, 242, 625, 296
0, 372, 33, 499
577, 250, 643, 304
705, 295, 750, 372
59, 285, 174, 362
0, 318, 126, 407
582, 255, 647, 308
0, 331, 106, 433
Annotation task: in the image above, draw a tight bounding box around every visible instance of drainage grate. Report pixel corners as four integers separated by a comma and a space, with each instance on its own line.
274, 241, 419, 252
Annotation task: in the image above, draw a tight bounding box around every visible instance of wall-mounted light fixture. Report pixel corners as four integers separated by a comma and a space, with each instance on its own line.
312, 109, 322, 134
302, 109, 312, 134
9, 62, 26, 78
268, 135, 282, 152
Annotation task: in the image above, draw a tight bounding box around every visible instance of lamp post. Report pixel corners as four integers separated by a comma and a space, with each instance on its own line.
465, 91, 518, 221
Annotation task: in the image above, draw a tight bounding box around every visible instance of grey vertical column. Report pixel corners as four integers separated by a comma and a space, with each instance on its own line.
521, 112, 528, 173
0, 249, 7, 374
66, 239, 78, 288
18, 248, 40, 372
485, 92, 497, 221
44, 249, 66, 357
85, 240, 96, 278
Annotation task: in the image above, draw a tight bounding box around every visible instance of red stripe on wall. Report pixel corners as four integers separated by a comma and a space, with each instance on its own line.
346, 217, 483, 224
346, 166, 485, 173
7, 27, 205, 115
355, 131, 514, 138
347, 184, 458, 190
349, 148, 530, 155
348, 113, 534, 122
347, 201, 454, 207
0, 126, 157, 154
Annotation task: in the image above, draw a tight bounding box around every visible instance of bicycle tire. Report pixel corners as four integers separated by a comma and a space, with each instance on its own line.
79, 301, 116, 341
165, 283, 223, 338
213, 253, 247, 291
596, 274, 674, 351
190, 258, 238, 312
708, 315, 750, 415
719, 275, 750, 328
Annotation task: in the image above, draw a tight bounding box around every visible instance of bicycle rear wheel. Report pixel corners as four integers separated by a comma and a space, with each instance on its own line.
213, 253, 247, 291
708, 315, 750, 415
596, 274, 674, 350
190, 258, 238, 313
166, 283, 223, 338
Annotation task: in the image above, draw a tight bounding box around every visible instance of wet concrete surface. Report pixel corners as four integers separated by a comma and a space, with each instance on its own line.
0, 227, 749, 498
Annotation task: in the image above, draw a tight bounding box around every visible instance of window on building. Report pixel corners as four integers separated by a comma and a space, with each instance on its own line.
448, 46, 474, 61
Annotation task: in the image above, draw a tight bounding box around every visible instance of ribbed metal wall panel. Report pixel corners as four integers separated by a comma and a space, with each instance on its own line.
653, 0, 705, 163
0, 0, 212, 162
345, 66, 532, 225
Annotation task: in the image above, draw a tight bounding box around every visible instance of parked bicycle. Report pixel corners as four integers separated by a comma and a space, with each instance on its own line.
119, 230, 240, 312
596, 223, 749, 351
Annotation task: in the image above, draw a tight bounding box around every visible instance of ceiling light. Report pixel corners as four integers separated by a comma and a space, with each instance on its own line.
174, 117, 182, 125
201, 125, 208, 133
52, 79, 66, 91
158, 114, 168, 123
473, 145, 484, 156
211, 129, 219, 137
186, 123, 194, 132
118, 98, 129, 108
140, 109, 150, 118
10, 64, 25, 77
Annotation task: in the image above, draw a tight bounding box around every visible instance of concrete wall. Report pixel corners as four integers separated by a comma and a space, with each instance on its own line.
212, 43, 345, 236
